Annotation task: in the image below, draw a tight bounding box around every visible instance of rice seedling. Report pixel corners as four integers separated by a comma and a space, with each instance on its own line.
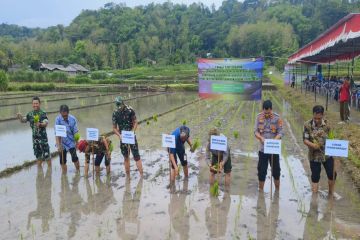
97, 227, 102, 238
233, 131, 239, 139
146, 120, 150, 125
210, 180, 219, 197
328, 129, 336, 139
109, 142, 114, 152
74, 133, 80, 142
192, 138, 201, 151
33, 114, 39, 123
211, 163, 220, 172
182, 119, 187, 125
215, 120, 221, 127
31, 224, 35, 240
153, 114, 158, 122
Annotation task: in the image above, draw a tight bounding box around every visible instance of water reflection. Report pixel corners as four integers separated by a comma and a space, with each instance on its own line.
83, 176, 116, 216
169, 180, 190, 240
59, 174, 83, 239
205, 191, 231, 238
256, 191, 279, 240
117, 177, 143, 239
304, 194, 335, 239
27, 166, 54, 233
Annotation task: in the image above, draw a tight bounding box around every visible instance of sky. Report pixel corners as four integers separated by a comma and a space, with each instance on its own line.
0, 0, 224, 28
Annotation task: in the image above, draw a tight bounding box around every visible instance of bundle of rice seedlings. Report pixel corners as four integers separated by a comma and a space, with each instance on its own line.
192, 138, 201, 151
210, 180, 219, 197
182, 119, 187, 125
109, 142, 114, 152
74, 133, 81, 142
328, 130, 336, 140
33, 115, 40, 123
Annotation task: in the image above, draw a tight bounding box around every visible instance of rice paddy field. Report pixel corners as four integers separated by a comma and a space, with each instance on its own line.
0, 90, 359, 240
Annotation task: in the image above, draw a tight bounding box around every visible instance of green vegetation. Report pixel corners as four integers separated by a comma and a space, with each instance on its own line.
233, 131, 239, 139
74, 133, 80, 142
153, 114, 158, 122
181, 119, 187, 126
33, 115, 39, 123
109, 142, 114, 152
328, 130, 336, 140
192, 138, 201, 151
210, 180, 219, 197
0, 70, 8, 91
0, 1, 358, 72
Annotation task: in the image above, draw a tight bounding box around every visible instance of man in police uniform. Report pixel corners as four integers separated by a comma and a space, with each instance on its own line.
112, 96, 143, 176
254, 100, 283, 190
17, 96, 51, 167
303, 105, 336, 194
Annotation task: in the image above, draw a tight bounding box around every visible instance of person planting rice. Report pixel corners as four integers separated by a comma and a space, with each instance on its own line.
303, 105, 336, 194
206, 128, 232, 188
254, 100, 283, 191
17, 96, 51, 167
55, 105, 80, 174
169, 125, 195, 184
77, 137, 112, 176
112, 96, 143, 176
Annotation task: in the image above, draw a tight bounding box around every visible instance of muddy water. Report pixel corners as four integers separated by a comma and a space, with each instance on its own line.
0, 92, 359, 240
0, 92, 195, 171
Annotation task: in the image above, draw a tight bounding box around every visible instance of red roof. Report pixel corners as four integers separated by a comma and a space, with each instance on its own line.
288, 13, 360, 64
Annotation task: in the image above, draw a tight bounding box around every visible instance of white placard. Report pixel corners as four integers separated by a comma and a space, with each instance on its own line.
55, 125, 67, 137
122, 131, 135, 144
210, 135, 227, 151
264, 139, 282, 155
325, 139, 349, 157
162, 134, 176, 148
86, 128, 99, 141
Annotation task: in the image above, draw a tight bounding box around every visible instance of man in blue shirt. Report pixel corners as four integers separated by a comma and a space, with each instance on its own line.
169, 125, 194, 184
55, 105, 80, 174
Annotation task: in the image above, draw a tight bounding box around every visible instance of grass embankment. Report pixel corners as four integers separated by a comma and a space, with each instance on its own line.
6, 64, 198, 92
269, 72, 360, 189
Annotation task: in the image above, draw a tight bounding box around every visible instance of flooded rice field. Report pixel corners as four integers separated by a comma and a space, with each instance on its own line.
0, 91, 359, 240
0, 92, 195, 171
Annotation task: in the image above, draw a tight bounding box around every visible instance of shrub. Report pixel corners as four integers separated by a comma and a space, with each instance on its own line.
0, 70, 9, 91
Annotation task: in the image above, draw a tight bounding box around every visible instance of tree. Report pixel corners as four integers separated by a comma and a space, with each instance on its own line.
0, 70, 8, 91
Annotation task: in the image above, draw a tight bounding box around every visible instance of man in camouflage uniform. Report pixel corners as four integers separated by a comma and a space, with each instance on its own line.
254, 100, 283, 191
112, 96, 143, 176
17, 96, 50, 167
303, 105, 336, 194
